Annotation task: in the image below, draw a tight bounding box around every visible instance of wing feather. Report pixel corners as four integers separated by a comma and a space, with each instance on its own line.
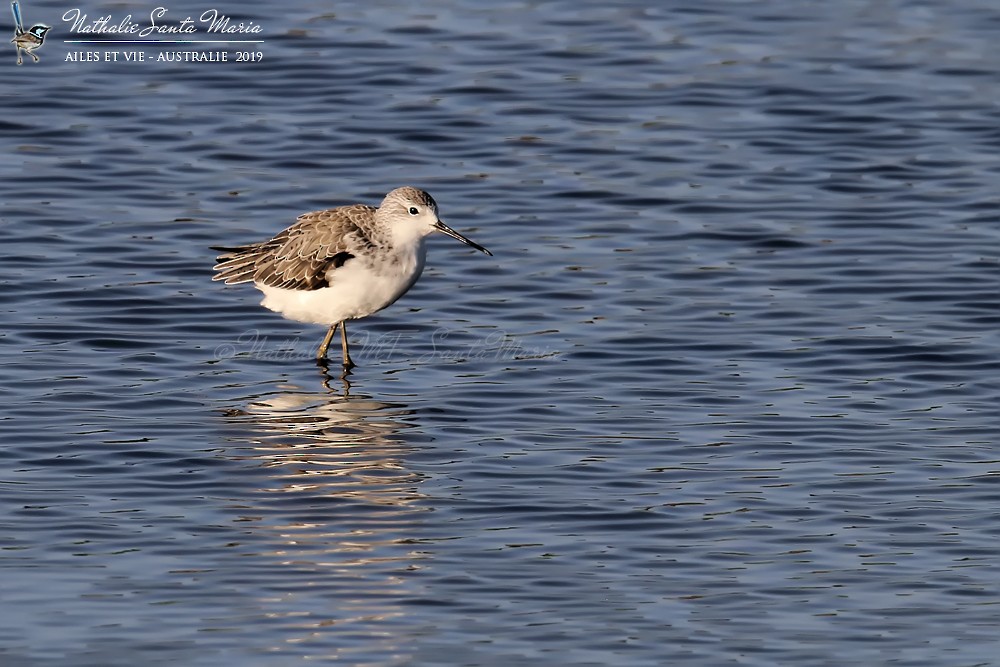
211, 205, 372, 290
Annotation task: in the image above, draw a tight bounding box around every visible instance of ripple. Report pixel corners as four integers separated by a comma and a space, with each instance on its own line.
2, 0, 1000, 665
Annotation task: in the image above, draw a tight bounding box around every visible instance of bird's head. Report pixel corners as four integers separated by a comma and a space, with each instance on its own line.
28, 24, 51, 40
377, 186, 491, 256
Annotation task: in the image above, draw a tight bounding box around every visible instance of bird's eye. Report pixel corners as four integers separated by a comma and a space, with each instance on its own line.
408, 207, 419, 216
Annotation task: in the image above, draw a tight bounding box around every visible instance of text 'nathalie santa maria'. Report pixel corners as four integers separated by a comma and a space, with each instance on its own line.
62, 7, 262, 37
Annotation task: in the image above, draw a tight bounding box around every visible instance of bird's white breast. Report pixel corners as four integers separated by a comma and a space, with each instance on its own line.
257, 241, 427, 326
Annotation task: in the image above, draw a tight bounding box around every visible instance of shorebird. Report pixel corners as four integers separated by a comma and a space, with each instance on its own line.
212, 186, 491, 370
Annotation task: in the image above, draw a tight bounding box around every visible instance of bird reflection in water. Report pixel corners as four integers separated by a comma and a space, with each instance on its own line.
219, 367, 427, 659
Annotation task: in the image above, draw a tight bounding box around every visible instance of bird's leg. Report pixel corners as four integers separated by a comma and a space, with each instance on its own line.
316, 323, 339, 362
340, 321, 356, 370
16, 47, 23, 66
30, 51, 38, 63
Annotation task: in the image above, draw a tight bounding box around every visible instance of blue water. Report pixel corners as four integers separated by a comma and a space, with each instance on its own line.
2, 0, 998, 665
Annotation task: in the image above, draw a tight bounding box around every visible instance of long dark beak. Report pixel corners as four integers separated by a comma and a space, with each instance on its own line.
434, 220, 492, 256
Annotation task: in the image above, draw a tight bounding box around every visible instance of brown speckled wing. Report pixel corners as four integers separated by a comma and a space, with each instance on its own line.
212, 205, 374, 290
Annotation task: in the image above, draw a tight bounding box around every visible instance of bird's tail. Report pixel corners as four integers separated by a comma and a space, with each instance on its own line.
11, 1, 23, 33
210, 244, 253, 255
211, 244, 264, 284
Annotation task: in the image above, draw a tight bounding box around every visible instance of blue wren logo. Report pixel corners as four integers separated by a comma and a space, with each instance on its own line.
10, 0, 49, 65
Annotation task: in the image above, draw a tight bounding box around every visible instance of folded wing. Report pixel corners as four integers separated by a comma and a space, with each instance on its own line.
212, 205, 374, 290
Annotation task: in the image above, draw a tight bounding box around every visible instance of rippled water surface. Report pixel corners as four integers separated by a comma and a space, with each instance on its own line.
2, 0, 999, 665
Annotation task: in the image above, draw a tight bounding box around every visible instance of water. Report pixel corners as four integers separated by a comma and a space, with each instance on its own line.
2, 0, 999, 665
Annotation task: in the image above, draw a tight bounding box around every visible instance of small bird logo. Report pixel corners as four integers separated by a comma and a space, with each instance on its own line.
10, 1, 49, 65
